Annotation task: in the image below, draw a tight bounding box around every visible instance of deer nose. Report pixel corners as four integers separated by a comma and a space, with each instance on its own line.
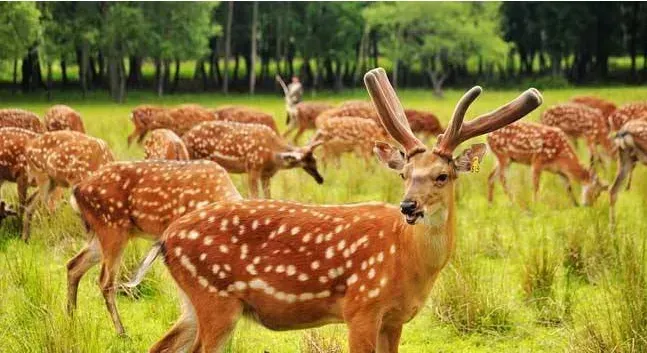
400, 200, 418, 215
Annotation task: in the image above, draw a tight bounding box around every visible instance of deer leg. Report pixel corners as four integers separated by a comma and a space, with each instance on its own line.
487, 163, 500, 204
192, 298, 242, 353
21, 177, 52, 242
16, 175, 28, 218
97, 228, 129, 335
150, 291, 198, 353
625, 164, 635, 191
531, 162, 543, 204
497, 159, 514, 203
47, 186, 64, 212
377, 324, 403, 353
247, 170, 260, 199
610, 152, 634, 225
347, 312, 381, 353
559, 174, 578, 206
292, 127, 306, 144
261, 176, 271, 199
66, 237, 101, 315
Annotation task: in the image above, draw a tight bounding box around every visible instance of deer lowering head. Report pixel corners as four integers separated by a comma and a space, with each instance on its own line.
365, 68, 543, 224
0, 109, 44, 133
44, 105, 86, 133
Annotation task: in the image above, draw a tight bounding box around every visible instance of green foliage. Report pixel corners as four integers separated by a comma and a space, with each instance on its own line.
0, 2, 41, 60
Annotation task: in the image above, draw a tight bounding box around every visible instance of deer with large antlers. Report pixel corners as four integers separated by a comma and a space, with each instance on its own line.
211, 105, 279, 133
609, 120, 647, 225
0, 127, 40, 215
570, 96, 617, 119
487, 122, 607, 206
183, 120, 324, 199
67, 159, 241, 335
143, 129, 190, 161
131, 68, 541, 353
127, 104, 215, 146
21, 131, 115, 241
541, 103, 615, 166
44, 104, 86, 133
608, 101, 647, 131
0, 108, 44, 133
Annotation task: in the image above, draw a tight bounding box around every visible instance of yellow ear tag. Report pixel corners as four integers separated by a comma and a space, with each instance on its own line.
470, 157, 480, 173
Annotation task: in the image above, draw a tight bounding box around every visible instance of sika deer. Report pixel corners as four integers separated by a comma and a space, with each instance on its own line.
127, 104, 215, 145
44, 104, 86, 133
487, 122, 607, 206
277, 75, 334, 142
609, 120, 647, 225
22, 131, 115, 241
144, 129, 189, 161
608, 102, 647, 131
134, 68, 541, 353
541, 103, 615, 166
212, 105, 279, 133
127, 105, 167, 145
67, 160, 241, 335
183, 121, 324, 199
0, 127, 40, 216
570, 96, 617, 119
315, 101, 380, 127
311, 116, 391, 167
0, 108, 44, 133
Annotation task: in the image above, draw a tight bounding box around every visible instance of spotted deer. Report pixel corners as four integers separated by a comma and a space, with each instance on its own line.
0, 127, 40, 215
183, 120, 324, 199
315, 101, 380, 128
608, 101, 647, 131
44, 104, 86, 133
311, 116, 391, 167
570, 96, 617, 119
540, 103, 615, 166
131, 68, 541, 353
144, 129, 189, 161
22, 131, 115, 241
67, 160, 241, 335
0, 108, 44, 133
127, 104, 215, 146
609, 120, 647, 225
127, 105, 167, 145
212, 105, 279, 133
487, 122, 607, 206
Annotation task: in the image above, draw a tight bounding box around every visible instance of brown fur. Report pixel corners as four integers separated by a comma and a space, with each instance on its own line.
212, 106, 279, 133
403, 109, 444, 139
0, 109, 44, 133
315, 102, 380, 128
284, 102, 335, 142
0, 127, 40, 214
608, 102, 647, 131
144, 129, 190, 161
67, 160, 241, 335
610, 120, 647, 224
570, 96, 617, 118
183, 121, 323, 199
487, 122, 606, 205
127, 104, 216, 145
313, 117, 391, 166
44, 105, 86, 133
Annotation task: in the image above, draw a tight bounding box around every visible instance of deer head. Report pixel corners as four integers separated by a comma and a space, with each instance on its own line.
277, 139, 325, 184
365, 68, 542, 225
582, 170, 609, 206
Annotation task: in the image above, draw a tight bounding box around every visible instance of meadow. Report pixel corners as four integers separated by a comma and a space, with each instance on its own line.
0, 85, 646, 353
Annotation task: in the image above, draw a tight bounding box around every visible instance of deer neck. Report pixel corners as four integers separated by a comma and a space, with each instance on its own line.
563, 158, 591, 184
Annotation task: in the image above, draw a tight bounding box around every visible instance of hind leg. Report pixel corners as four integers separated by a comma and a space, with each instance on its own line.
192, 297, 242, 353
96, 227, 129, 335
21, 175, 53, 242
150, 291, 198, 353
67, 237, 101, 315
487, 163, 500, 204
497, 158, 514, 203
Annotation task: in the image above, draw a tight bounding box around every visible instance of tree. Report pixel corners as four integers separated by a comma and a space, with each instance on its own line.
249, 1, 258, 94
0, 2, 41, 93
223, 1, 233, 94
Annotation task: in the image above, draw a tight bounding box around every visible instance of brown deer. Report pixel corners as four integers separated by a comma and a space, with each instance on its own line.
22, 131, 115, 241
315, 101, 380, 128
132, 68, 542, 353
183, 121, 324, 199
609, 120, 647, 225
44, 104, 86, 133
212, 105, 279, 133
127, 105, 168, 145
127, 104, 215, 146
311, 116, 391, 167
570, 96, 617, 118
144, 129, 190, 161
67, 160, 242, 335
0, 108, 44, 133
608, 102, 647, 131
540, 103, 615, 165
487, 122, 608, 206
0, 127, 40, 216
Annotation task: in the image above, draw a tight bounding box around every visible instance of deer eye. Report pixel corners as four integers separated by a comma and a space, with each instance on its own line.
399, 173, 405, 180
435, 174, 448, 183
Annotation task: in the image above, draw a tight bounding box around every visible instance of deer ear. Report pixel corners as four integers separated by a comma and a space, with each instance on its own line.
374, 142, 406, 171
454, 143, 487, 173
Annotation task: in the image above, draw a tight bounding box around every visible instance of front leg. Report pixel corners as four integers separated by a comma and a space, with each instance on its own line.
530, 161, 543, 204
347, 311, 381, 353
247, 170, 261, 199
261, 175, 272, 199
377, 324, 403, 353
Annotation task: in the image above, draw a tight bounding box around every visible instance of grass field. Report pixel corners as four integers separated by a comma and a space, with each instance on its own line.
1, 86, 646, 353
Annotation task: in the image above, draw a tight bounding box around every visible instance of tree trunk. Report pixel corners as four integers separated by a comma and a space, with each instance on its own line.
250, 1, 258, 94
172, 59, 181, 93
427, 68, 448, 98
127, 56, 142, 87
97, 50, 105, 85
550, 52, 562, 76
371, 30, 378, 68
12, 59, 18, 95
80, 41, 89, 98
392, 28, 401, 88
275, 4, 283, 78
354, 26, 368, 85
333, 60, 343, 92
61, 59, 68, 85
164, 59, 171, 89
233, 55, 240, 83
119, 58, 126, 103
223, 1, 234, 94
46, 62, 53, 101
157, 59, 164, 97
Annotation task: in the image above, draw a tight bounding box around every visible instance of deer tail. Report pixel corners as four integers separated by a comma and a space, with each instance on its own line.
123, 241, 163, 288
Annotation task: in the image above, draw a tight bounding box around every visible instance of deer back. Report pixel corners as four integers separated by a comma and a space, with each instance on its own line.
315, 103, 379, 128
0, 109, 44, 133
166, 105, 217, 136
616, 120, 647, 163
44, 105, 86, 133
144, 129, 190, 161
608, 102, 647, 131
541, 103, 608, 139
317, 116, 390, 148
0, 127, 40, 182
213, 106, 279, 133
293, 102, 335, 129
570, 96, 617, 118
403, 109, 444, 135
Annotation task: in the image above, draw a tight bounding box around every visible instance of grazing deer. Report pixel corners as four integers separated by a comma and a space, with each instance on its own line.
315, 101, 380, 128
0, 108, 44, 133
127, 105, 168, 145
311, 116, 391, 167
0, 127, 40, 215
570, 96, 617, 118
212, 105, 279, 133
487, 122, 607, 206
540, 103, 615, 165
132, 68, 541, 353
277, 75, 334, 142
22, 131, 115, 241
67, 160, 241, 335
609, 120, 647, 225
144, 129, 190, 161
608, 102, 647, 131
127, 104, 215, 146
0, 200, 18, 225
183, 121, 324, 199
44, 104, 86, 133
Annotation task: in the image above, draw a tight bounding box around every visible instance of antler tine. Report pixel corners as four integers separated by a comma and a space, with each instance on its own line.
364, 68, 426, 158
434, 86, 482, 157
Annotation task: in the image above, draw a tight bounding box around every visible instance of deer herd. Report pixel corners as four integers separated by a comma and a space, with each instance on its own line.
0, 67, 645, 352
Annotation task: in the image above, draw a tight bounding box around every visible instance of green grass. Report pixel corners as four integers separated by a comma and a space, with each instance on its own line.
1, 86, 647, 352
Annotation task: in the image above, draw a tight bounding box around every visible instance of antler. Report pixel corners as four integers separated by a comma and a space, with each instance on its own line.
364, 68, 427, 159
434, 87, 543, 157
